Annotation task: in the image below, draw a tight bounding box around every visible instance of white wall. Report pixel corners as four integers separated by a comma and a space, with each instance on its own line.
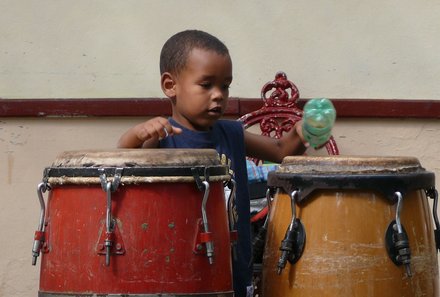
1, 1, 439, 296
1, 0, 440, 99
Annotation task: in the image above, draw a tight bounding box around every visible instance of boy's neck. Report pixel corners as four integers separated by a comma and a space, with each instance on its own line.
170, 116, 214, 132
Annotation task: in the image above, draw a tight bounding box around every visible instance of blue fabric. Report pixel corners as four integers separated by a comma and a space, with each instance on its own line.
246, 160, 278, 183
159, 118, 252, 297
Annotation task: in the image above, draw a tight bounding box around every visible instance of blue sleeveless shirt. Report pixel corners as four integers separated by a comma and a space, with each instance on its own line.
159, 118, 252, 297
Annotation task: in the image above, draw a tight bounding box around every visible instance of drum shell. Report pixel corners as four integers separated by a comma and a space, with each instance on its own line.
262, 155, 439, 297
262, 188, 439, 297
39, 180, 233, 295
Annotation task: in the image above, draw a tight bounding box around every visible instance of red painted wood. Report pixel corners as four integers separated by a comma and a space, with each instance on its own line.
1, 98, 438, 118
331, 99, 440, 118
0, 98, 172, 117
39, 182, 233, 295
0, 98, 238, 117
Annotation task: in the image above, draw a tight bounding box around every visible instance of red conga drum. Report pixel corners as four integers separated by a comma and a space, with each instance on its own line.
32, 149, 234, 297
262, 156, 439, 297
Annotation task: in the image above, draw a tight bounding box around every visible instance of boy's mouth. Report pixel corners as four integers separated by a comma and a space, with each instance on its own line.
208, 106, 222, 115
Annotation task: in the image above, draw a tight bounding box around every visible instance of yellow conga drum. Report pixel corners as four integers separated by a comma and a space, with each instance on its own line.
262, 156, 439, 297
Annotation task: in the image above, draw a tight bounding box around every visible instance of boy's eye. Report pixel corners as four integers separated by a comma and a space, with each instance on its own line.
200, 82, 212, 89
199, 82, 230, 91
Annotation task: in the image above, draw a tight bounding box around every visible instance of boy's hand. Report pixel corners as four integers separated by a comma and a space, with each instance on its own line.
295, 120, 329, 149
134, 117, 182, 142
294, 120, 310, 148
117, 117, 182, 148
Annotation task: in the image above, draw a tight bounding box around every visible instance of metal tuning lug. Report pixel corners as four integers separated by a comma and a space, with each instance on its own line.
426, 188, 440, 252
193, 167, 215, 264
201, 180, 214, 264
104, 182, 114, 266
32, 182, 50, 266
226, 179, 238, 261
277, 190, 306, 275
252, 188, 274, 264
385, 192, 412, 277
99, 168, 122, 266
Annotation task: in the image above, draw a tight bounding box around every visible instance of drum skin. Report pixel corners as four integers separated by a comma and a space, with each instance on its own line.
38, 149, 233, 296
262, 156, 439, 297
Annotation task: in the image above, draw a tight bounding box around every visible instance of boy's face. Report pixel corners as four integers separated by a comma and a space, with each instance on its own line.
168, 48, 233, 131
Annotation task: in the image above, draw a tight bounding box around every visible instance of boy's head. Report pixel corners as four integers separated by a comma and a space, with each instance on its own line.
160, 30, 232, 131
160, 30, 230, 76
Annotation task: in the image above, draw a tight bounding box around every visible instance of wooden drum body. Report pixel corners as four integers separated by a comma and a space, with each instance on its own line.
262, 156, 439, 297
32, 149, 234, 297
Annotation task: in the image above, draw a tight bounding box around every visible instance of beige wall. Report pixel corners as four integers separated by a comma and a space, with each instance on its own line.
1, 1, 440, 296
2, 0, 440, 99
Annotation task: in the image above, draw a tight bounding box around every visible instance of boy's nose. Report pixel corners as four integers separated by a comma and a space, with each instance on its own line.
211, 87, 226, 101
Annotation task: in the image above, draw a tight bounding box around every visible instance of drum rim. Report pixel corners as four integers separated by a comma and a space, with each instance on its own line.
45, 149, 231, 185
51, 148, 222, 168
38, 291, 235, 296
277, 155, 424, 175
43, 165, 231, 185
268, 171, 435, 203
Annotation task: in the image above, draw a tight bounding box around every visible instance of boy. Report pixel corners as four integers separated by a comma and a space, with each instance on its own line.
118, 30, 308, 297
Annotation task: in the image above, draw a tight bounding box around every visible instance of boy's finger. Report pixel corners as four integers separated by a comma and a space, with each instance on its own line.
160, 126, 182, 139
150, 122, 167, 140
170, 126, 182, 135
162, 127, 169, 138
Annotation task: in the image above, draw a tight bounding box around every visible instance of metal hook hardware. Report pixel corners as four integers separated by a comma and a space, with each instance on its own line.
201, 181, 214, 264
385, 191, 412, 277
277, 190, 306, 275
99, 168, 123, 266
192, 167, 215, 264
226, 179, 238, 260
252, 188, 275, 264
227, 179, 237, 230
32, 182, 51, 266
426, 188, 440, 251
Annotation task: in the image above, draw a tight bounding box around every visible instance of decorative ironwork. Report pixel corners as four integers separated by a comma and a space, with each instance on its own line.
238, 71, 339, 160
261, 71, 300, 108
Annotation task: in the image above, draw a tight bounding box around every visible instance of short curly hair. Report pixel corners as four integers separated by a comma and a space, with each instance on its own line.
160, 30, 230, 75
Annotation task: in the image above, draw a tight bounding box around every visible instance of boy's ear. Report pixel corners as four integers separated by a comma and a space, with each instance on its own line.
161, 72, 176, 98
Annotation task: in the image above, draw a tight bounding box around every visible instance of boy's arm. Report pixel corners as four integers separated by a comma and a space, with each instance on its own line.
117, 116, 182, 148
244, 121, 307, 163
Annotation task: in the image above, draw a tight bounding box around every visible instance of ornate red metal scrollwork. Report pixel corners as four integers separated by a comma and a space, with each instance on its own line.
238, 71, 339, 161
261, 71, 300, 108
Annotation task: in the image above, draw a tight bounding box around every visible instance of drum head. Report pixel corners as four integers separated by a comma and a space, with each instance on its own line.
45, 149, 230, 185
268, 155, 435, 202
52, 149, 222, 167
277, 155, 423, 174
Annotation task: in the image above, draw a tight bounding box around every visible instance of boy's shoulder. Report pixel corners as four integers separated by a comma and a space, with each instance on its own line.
215, 119, 245, 137
216, 119, 243, 130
